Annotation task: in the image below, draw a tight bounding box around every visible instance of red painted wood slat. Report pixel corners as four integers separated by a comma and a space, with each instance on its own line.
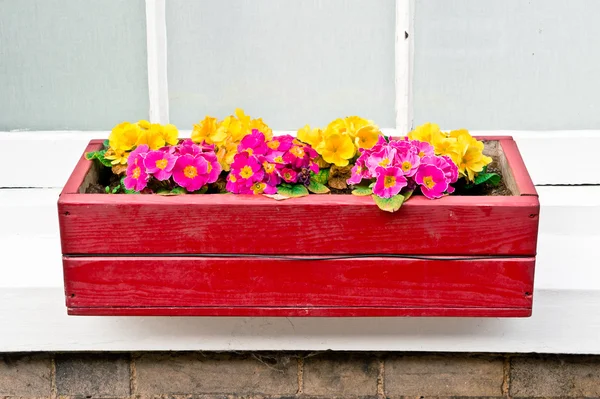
63, 256, 534, 316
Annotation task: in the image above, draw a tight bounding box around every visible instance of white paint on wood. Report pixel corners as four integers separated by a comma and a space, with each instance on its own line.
1, 287, 599, 353
395, 0, 414, 134
1, 130, 598, 187
145, 0, 170, 123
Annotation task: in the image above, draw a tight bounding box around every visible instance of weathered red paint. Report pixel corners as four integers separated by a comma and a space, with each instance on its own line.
58, 137, 539, 317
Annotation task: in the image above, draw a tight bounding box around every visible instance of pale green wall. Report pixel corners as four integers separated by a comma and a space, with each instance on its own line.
166, 0, 396, 130
0, 0, 149, 131
413, 0, 600, 130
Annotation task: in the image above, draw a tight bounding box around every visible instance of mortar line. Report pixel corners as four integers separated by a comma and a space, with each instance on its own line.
297, 356, 304, 395
50, 354, 57, 399
502, 355, 512, 398
377, 356, 385, 398
130, 353, 138, 398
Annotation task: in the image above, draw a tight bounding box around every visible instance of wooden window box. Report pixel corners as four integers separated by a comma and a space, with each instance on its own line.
58, 136, 539, 317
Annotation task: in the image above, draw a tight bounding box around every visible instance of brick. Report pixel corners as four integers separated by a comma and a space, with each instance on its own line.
135, 352, 297, 395
384, 354, 504, 397
511, 355, 600, 397
302, 353, 379, 397
56, 353, 130, 397
0, 354, 52, 396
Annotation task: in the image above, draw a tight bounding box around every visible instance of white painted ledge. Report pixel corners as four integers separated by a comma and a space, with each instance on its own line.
0, 186, 599, 352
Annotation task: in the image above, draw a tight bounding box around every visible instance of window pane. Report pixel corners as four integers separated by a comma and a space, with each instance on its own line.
167, 0, 395, 130
413, 0, 600, 130
0, 0, 149, 131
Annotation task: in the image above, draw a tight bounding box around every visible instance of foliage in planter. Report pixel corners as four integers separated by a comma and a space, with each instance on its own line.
86, 110, 499, 212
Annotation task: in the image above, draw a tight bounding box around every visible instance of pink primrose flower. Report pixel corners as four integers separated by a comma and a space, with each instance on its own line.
144, 150, 177, 181
372, 166, 408, 199
173, 154, 209, 192
415, 164, 449, 199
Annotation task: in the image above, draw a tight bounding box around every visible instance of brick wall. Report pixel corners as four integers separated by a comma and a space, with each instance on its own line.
2, 352, 600, 398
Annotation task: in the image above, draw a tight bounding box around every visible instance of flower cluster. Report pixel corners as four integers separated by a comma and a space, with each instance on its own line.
191, 108, 273, 172
226, 130, 319, 195
105, 121, 179, 166
347, 137, 458, 199
408, 123, 492, 182
297, 116, 383, 167
123, 139, 221, 192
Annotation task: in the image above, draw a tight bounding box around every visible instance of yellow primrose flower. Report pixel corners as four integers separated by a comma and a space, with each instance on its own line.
162, 124, 179, 146
216, 138, 239, 172
343, 116, 373, 138
136, 123, 167, 150
297, 125, 323, 148
109, 122, 141, 151
192, 116, 227, 145
104, 148, 129, 165
355, 125, 381, 149
217, 115, 245, 143
430, 132, 459, 158
454, 133, 493, 181
408, 122, 442, 143
318, 132, 355, 167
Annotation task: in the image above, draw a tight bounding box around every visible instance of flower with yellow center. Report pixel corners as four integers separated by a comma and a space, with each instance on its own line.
251, 182, 267, 195
384, 175, 396, 189
317, 132, 355, 167
155, 158, 168, 170
192, 116, 227, 145
454, 133, 492, 181
132, 166, 141, 179
183, 165, 198, 179
355, 125, 381, 149
422, 176, 435, 189
297, 125, 323, 148
162, 124, 179, 146
289, 146, 305, 158
240, 165, 254, 179
104, 148, 129, 165
263, 161, 275, 174
109, 122, 141, 151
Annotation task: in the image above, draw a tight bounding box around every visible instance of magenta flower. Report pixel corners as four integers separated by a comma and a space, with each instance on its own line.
123, 155, 149, 191
279, 167, 298, 183
226, 173, 253, 194
177, 139, 203, 156
421, 155, 458, 193
347, 156, 369, 185
266, 135, 293, 158
144, 150, 177, 181
260, 157, 281, 186
230, 152, 265, 184
366, 146, 396, 175
396, 149, 420, 177
198, 152, 222, 183
239, 130, 269, 156
415, 164, 448, 199
372, 166, 407, 198
129, 144, 149, 161
173, 154, 209, 192
411, 140, 435, 158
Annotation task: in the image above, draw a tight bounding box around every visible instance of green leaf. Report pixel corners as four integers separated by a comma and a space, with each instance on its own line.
310, 169, 330, 185
368, 182, 376, 188
85, 150, 112, 167
187, 186, 207, 194
104, 186, 110, 194
372, 193, 404, 213
307, 180, 330, 194
402, 189, 414, 202
277, 184, 309, 198
352, 186, 372, 196
474, 172, 501, 186
102, 139, 110, 148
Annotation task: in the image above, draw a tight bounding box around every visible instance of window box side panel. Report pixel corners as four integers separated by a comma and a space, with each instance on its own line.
63, 256, 534, 317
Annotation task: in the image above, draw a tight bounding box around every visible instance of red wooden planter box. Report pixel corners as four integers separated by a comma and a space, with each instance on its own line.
58, 137, 539, 317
